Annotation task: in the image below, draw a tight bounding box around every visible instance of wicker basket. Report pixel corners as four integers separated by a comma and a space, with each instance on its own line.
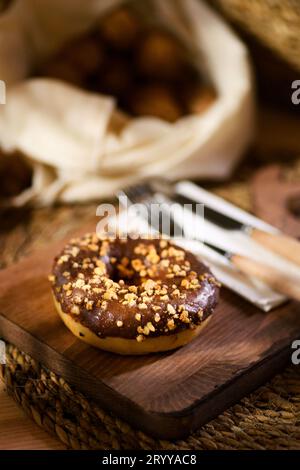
212, 0, 300, 72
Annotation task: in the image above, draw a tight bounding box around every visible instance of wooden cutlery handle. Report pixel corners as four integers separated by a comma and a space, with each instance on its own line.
232, 254, 300, 302
251, 228, 300, 266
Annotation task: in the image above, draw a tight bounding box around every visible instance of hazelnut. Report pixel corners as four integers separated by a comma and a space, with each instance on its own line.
128, 84, 183, 123
99, 7, 141, 50
185, 86, 216, 115
136, 29, 186, 80
97, 57, 132, 96
64, 37, 105, 75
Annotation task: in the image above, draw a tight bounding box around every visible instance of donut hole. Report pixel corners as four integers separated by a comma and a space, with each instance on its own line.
108, 255, 154, 290
111, 262, 140, 287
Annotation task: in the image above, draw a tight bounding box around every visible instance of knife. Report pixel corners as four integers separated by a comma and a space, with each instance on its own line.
156, 193, 300, 302
171, 191, 300, 267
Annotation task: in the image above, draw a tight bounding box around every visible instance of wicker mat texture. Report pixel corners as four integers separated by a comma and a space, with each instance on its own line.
0, 163, 300, 450
1, 344, 300, 450
211, 0, 300, 72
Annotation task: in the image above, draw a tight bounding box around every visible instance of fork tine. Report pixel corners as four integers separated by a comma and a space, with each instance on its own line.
119, 181, 153, 204
118, 181, 186, 238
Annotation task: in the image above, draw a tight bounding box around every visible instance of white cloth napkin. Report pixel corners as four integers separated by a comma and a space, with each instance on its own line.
0, 0, 254, 206
107, 181, 300, 311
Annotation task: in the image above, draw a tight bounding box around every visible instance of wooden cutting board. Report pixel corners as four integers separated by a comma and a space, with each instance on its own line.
0, 223, 300, 440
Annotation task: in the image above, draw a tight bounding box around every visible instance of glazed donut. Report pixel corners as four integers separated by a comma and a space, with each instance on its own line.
49, 235, 220, 355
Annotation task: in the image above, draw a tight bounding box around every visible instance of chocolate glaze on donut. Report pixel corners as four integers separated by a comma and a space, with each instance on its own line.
50, 234, 220, 343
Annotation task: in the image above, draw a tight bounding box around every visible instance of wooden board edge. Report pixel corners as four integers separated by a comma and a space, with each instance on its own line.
181, 345, 292, 432
0, 313, 197, 439
0, 313, 293, 440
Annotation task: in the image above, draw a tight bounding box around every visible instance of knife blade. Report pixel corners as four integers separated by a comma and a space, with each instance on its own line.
173, 193, 247, 232
171, 189, 300, 268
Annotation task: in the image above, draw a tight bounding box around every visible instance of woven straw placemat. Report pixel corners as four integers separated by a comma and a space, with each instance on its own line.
0, 159, 300, 450
1, 344, 300, 450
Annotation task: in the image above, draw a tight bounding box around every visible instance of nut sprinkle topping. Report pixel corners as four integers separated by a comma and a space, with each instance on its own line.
50, 235, 220, 341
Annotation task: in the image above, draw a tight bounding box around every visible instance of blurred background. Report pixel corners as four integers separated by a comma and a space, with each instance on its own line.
0, 0, 300, 260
